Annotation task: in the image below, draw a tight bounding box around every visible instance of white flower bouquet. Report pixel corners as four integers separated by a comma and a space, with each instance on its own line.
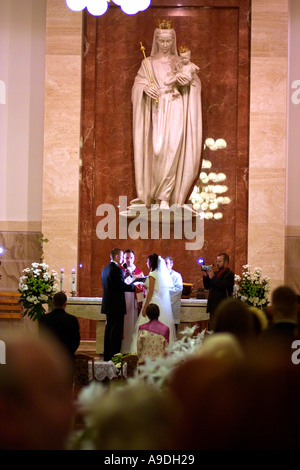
233, 265, 270, 308
18, 262, 58, 321
111, 353, 131, 376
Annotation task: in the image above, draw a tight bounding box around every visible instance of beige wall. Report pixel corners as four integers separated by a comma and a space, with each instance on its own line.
0, 0, 46, 290
0, 0, 46, 223
285, 0, 300, 294
248, 0, 288, 291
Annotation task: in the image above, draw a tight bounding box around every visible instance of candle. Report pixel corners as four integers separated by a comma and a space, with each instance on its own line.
60, 268, 64, 291
71, 268, 76, 291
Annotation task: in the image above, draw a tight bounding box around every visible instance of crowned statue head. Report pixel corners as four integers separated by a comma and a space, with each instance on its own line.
178, 45, 191, 63
151, 19, 178, 56
179, 45, 190, 55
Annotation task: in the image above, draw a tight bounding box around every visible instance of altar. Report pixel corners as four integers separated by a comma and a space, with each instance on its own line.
67, 297, 209, 354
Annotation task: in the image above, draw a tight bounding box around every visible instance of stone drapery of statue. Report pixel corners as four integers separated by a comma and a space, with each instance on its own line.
131, 20, 202, 211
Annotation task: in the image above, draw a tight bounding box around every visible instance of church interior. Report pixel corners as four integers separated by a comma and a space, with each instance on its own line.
1, 0, 300, 451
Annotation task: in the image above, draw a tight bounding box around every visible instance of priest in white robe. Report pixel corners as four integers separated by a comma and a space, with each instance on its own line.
165, 256, 183, 332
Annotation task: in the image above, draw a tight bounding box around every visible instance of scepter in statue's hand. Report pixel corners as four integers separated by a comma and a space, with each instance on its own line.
140, 42, 158, 104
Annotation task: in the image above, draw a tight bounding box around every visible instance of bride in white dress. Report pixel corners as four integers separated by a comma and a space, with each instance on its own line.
130, 253, 176, 353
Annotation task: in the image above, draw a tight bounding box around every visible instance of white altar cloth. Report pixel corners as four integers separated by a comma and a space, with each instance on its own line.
89, 360, 117, 381
67, 297, 208, 354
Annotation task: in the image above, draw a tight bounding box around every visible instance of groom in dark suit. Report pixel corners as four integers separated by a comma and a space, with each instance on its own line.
101, 248, 135, 361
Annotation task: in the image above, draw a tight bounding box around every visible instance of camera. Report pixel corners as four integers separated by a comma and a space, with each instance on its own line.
201, 264, 213, 271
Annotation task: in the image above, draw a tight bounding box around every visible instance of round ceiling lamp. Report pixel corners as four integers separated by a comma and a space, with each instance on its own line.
66, 0, 151, 16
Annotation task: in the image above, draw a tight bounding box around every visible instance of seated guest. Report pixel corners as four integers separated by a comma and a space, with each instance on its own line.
39, 291, 80, 361
196, 332, 245, 364
0, 329, 74, 450
137, 304, 170, 364
261, 285, 299, 350
212, 298, 256, 353
248, 306, 268, 336
168, 341, 300, 450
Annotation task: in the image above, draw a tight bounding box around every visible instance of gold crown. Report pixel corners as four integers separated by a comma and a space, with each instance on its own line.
179, 45, 190, 53
157, 18, 172, 29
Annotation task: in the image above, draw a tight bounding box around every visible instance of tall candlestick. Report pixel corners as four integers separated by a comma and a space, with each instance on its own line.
71, 268, 76, 292
60, 268, 64, 291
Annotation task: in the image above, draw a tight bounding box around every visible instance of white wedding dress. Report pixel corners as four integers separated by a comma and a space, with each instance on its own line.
130, 258, 176, 353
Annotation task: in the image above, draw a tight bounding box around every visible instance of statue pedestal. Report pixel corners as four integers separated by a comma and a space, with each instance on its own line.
119, 203, 200, 222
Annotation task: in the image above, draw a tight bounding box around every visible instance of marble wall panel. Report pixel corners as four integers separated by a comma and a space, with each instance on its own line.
251, 0, 288, 57
45, 0, 82, 56
285, 235, 300, 295
250, 58, 287, 114
42, 6, 82, 295
248, 168, 286, 225
248, 0, 288, 292
248, 222, 286, 289
0, 231, 41, 292
249, 113, 287, 169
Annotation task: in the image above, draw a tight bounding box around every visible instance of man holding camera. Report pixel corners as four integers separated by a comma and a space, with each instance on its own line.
202, 252, 235, 327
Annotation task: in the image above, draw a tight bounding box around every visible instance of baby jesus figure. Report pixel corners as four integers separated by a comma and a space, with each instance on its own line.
164, 46, 200, 87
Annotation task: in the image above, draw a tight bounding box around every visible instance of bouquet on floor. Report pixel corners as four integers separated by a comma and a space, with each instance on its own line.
111, 353, 131, 376
18, 262, 58, 321
233, 265, 270, 309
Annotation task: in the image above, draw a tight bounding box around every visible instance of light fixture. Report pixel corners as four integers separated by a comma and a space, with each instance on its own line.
66, 0, 151, 16
189, 137, 231, 220
87, 0, 109, 16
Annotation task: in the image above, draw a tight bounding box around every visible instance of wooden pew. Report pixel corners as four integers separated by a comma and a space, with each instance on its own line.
0, 292, 23, 319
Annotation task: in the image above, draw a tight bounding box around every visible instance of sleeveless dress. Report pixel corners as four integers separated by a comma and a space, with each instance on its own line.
130, 269, 176, 353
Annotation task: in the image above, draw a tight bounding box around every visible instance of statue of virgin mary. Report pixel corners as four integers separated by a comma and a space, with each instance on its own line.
131, 20, 202, 211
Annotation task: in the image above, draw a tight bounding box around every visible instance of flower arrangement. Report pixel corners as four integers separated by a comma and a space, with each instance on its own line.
233, 265, 270, 309
18, 262, 58, 321
111, 353, 131, 376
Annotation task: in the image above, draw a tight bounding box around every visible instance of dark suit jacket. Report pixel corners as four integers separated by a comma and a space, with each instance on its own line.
39, 308, 80, 357
262, 321, 299, 343
203, 268, 235, 316
101, 261, 134, 317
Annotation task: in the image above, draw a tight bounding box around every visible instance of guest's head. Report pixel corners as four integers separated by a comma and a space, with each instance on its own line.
0, 329, 74, 450
146, 303, 160, 320
196, 332, 244, 363
53, 291, 67, 309
169, 345, 300, 449
212, 298, 255, 349
216, 252, 230, 269
147, 253, 158, 271
271, 285, 298, 322
248, 306, 268, 335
